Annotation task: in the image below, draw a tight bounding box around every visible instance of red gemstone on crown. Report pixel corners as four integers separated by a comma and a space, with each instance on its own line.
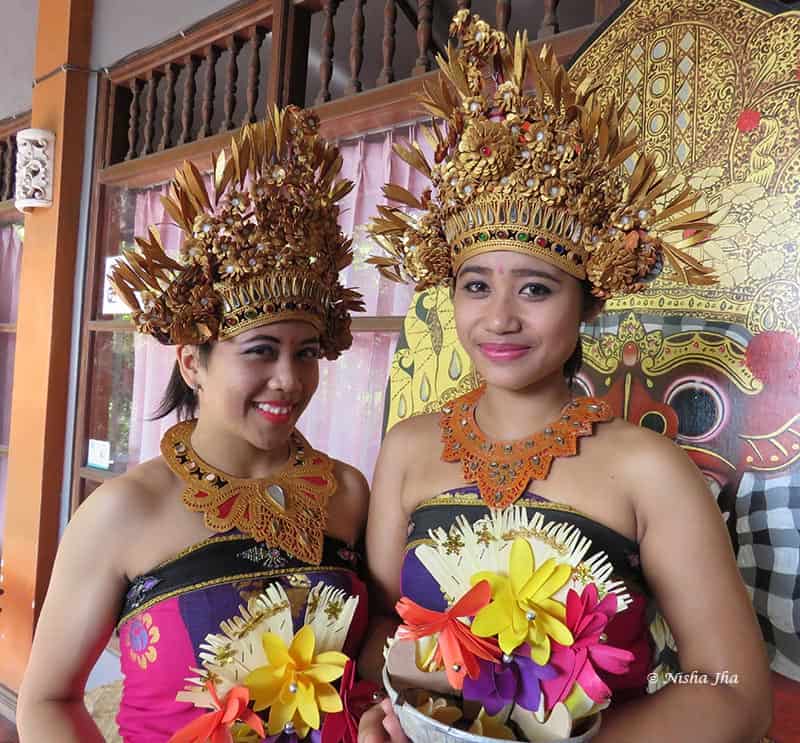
480, 146, 492, 156
535, 237, 549, 247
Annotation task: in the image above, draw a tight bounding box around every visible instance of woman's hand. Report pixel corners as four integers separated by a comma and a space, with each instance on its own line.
358, 698, 410, 743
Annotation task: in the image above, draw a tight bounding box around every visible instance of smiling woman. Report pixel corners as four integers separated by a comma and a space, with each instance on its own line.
17, 106, 375, 743
360, 10, 771, 743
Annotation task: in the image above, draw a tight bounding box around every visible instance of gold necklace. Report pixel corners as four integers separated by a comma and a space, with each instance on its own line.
161, 420, 336, 565
440, 385, 613, 509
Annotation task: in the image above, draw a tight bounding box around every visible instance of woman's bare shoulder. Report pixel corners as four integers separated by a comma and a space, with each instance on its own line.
383, 411, 442, 455
592, 417, 708, 503
329, 458, 370, 538
76, 457, 179, 531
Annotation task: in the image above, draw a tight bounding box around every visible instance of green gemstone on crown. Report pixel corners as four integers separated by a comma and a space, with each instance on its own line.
478, 232, 490, 242
516, 232, 530, 242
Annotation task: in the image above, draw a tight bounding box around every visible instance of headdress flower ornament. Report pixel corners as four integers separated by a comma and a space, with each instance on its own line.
110, 104, 364, 358
368, 10, 718, 298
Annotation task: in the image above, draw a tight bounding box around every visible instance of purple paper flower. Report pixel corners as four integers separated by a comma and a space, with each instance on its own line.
462, 643, 557, 715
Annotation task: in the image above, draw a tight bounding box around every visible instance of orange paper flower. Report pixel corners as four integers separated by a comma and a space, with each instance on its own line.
395, 580, 501, 689
169, 681, 264, 743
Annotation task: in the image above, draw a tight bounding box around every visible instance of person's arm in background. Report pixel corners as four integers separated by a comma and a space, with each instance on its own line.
17, 479, 137, 742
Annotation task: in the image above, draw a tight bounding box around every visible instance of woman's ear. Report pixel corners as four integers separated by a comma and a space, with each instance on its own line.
176, 345, 202, 390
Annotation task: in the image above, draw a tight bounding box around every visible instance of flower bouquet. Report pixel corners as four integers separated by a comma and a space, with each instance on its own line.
384, 508, 636, 742
170, 582, 378, 743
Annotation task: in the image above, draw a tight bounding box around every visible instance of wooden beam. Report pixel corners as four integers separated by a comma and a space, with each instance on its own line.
107, 0, 276, 84
594, 0, 621, 23
0, 112, 32, 143
0, 200, 22, 225
0, 0, 93, 691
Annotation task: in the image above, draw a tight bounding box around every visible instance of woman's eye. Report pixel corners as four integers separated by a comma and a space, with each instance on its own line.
245, 345, 277, 358
461, 280, 490, 294
521, 283, 552, 297
299, 347, 322, 360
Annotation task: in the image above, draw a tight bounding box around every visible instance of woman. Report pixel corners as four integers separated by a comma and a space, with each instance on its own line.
18, 106, 371, 742
361, 12, 771, 743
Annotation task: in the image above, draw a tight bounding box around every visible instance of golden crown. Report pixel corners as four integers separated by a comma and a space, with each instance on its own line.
368, 11, 717, 298
110, 105, 364, 358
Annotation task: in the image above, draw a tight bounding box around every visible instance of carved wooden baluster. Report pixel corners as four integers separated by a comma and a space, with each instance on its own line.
344, 0, 366, 95
0, 140, 9, 201
178, 54, 200, 145
315, 0, 341, 104
245, 26, 266, 123
538, 0, 560, 38
457, 0, 471, 10
220, 34, 243, 132
412, 0, 434, 76
376, 0, 397, 86
141, 72, 159, 156
496, 0, 511, 32
125, 78, 141, 160
159, 62, 179, 151
198, 44, 221, 139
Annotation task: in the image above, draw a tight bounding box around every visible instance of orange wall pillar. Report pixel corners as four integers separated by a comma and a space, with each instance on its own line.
0, 0, 93, 690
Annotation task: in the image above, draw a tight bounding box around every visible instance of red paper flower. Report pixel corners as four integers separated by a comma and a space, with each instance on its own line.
168, 681, 264, 743
395, 580, 501, 689
737, 109, 762, 133
321, 659, 380, 743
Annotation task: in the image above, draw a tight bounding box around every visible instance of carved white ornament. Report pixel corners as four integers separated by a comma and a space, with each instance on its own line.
14, 128, 55, 211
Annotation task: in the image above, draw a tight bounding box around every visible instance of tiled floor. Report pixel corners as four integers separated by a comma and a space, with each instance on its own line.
0, 715, 17, 743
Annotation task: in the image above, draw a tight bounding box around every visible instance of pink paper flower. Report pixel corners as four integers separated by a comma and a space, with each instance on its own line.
541, 585, 634, 710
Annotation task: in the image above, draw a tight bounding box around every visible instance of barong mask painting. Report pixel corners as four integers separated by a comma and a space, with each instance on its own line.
379, 0, 800, 738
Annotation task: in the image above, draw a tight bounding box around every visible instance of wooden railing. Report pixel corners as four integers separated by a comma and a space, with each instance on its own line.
102, 0, 623, 169
0, 112, 32, 207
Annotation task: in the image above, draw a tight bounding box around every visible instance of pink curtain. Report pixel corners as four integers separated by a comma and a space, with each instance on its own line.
126, 124, 426, 482
127, 187, 184, 465
0, 222, 24, 543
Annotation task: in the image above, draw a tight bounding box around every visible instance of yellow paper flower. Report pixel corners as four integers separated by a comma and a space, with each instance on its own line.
245, 624, 347, 737
471, 538, 573, 663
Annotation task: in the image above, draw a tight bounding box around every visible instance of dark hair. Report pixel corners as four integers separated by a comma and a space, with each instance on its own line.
152, 344, 213, 421
563, 283, 604, 387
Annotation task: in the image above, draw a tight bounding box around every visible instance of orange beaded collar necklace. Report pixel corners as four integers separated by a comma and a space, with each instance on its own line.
440, 385, 613, 509
161, 420, 337, 565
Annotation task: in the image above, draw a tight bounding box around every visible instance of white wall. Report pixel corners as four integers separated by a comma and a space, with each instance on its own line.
0, 0, 38, 120
90, 0, 236, 68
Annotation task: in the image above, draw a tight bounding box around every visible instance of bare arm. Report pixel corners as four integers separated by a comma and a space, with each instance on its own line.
594, 432, 771, 743
17, 480, 137, 742
359, 421, 418, 682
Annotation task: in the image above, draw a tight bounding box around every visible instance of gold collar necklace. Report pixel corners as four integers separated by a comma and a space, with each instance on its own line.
440, 385, 613, 509
161, 420, 337, 565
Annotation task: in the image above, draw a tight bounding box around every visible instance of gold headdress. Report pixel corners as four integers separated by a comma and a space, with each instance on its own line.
110, 105, 364, 358
368, 11, 717, 298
